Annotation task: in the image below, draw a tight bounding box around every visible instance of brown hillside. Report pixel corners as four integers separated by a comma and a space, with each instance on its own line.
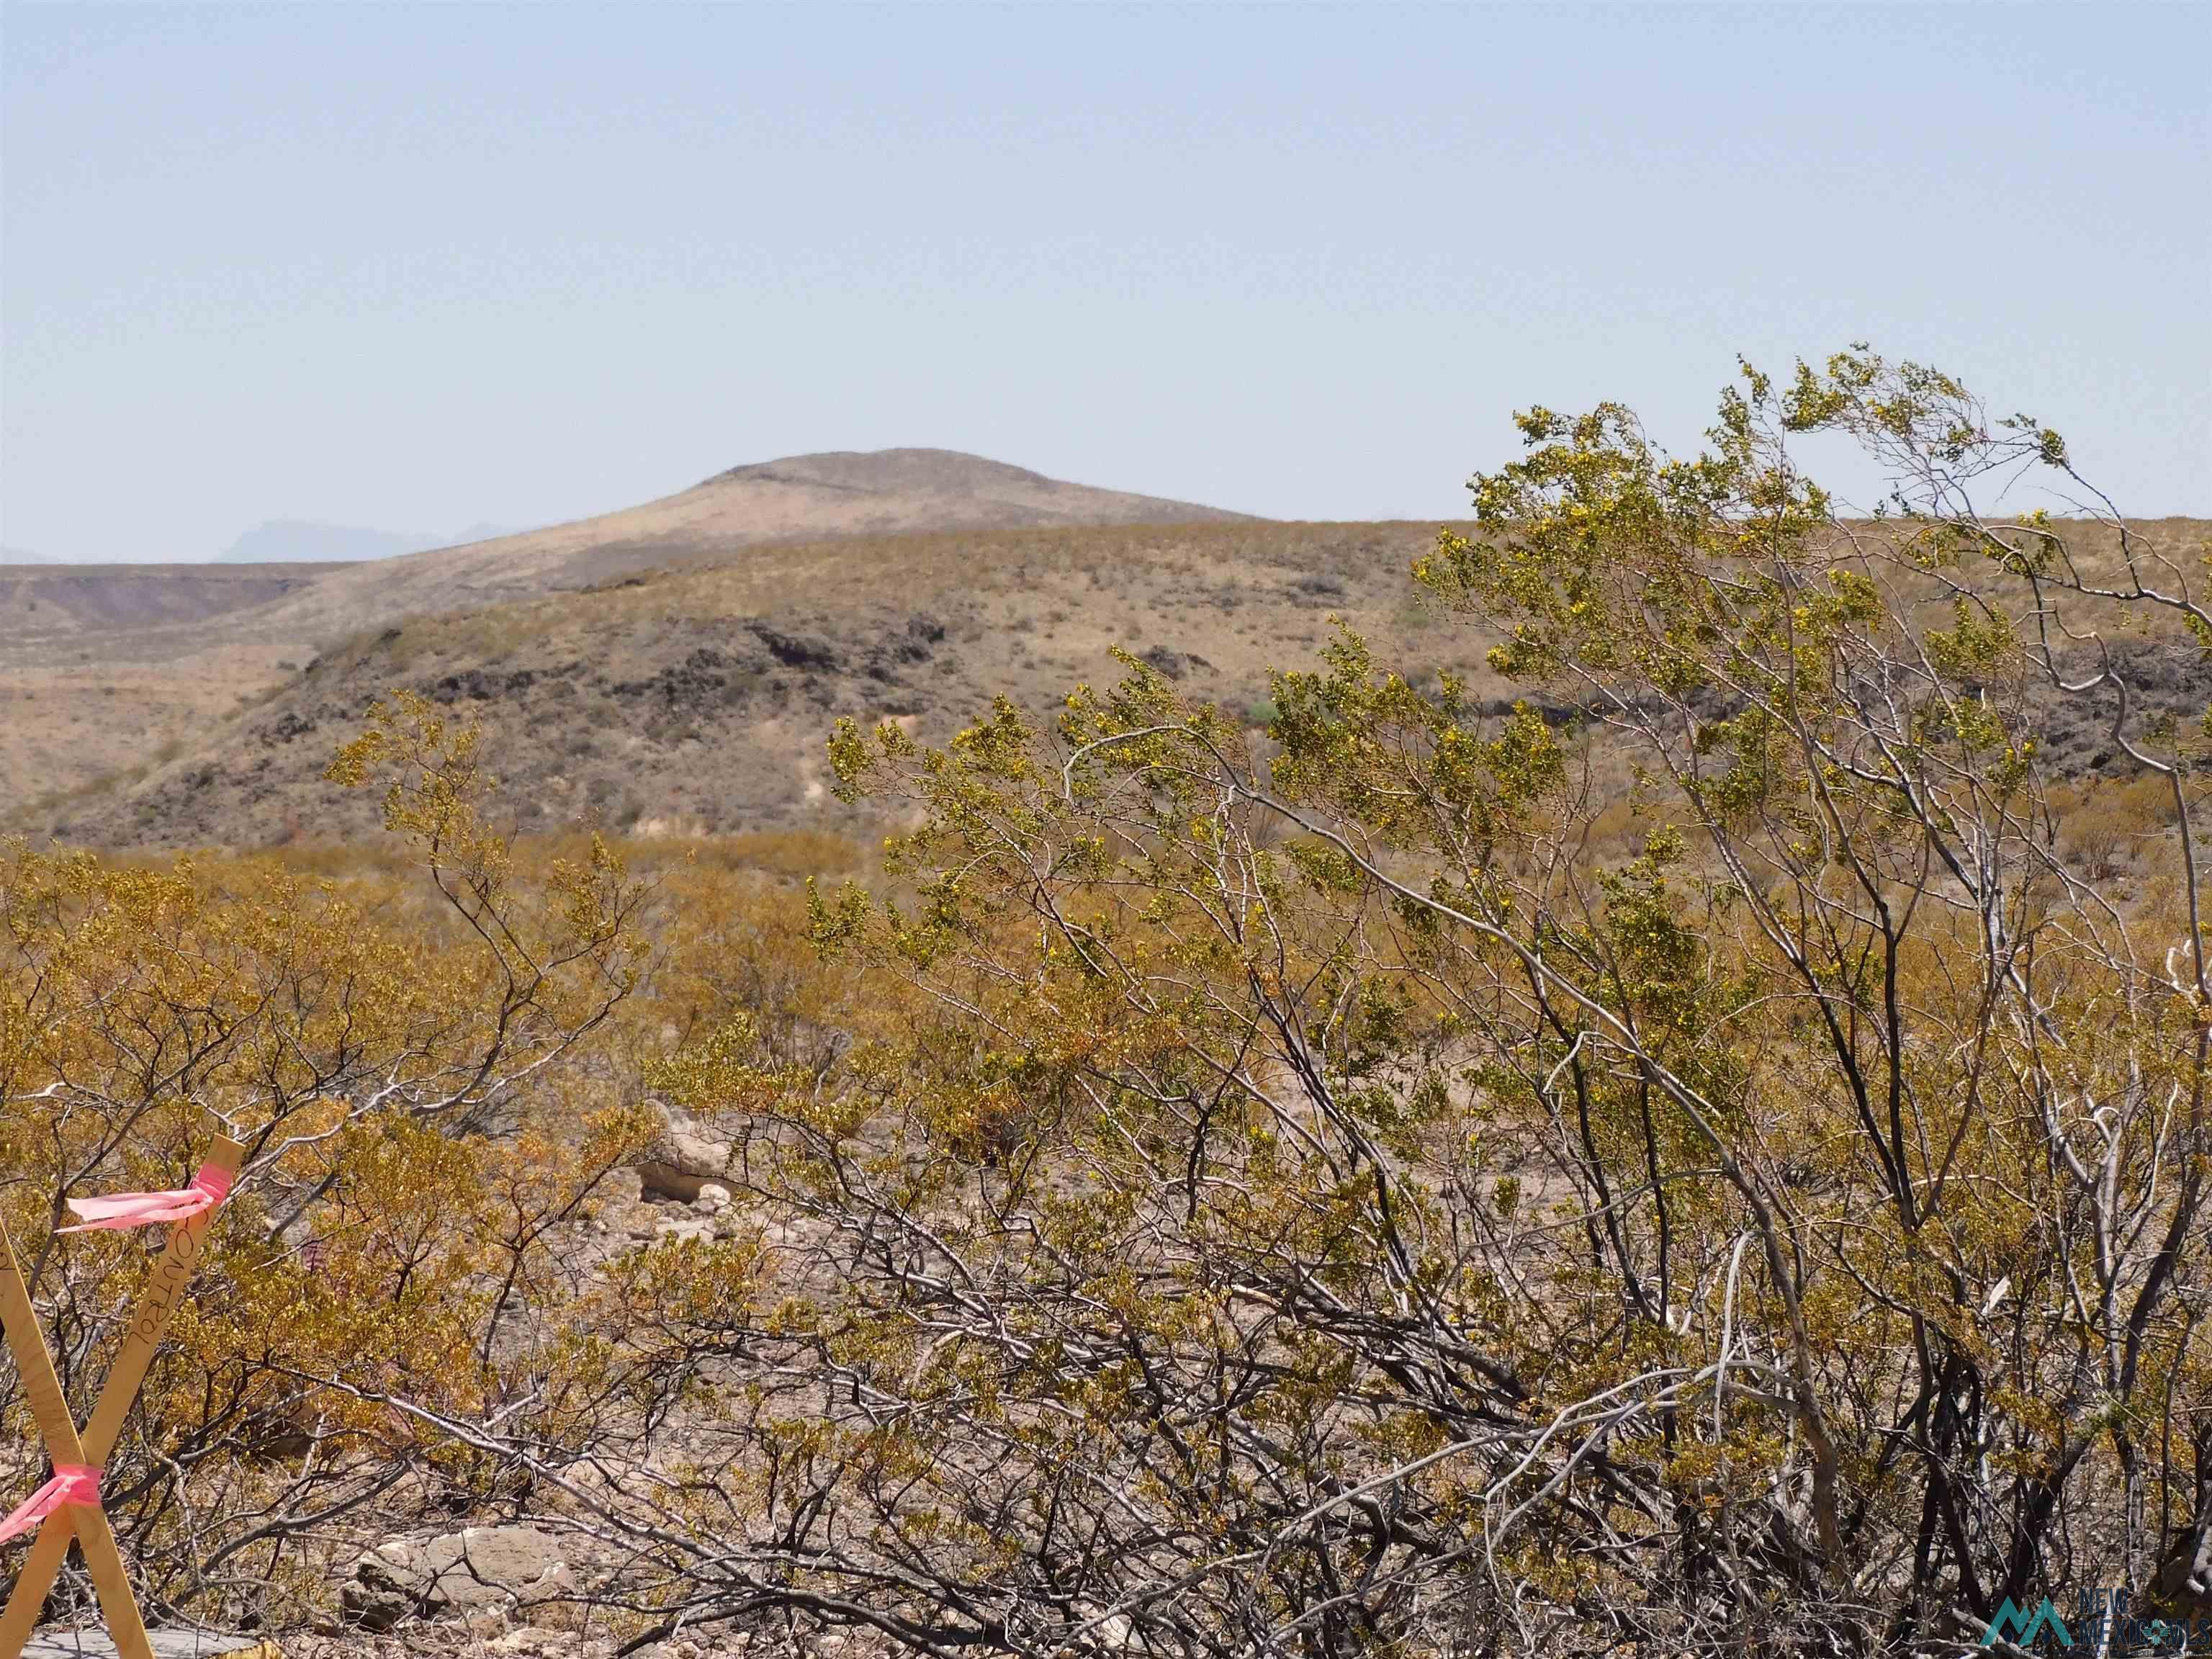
0, 449, 1251, 818
217, 447, 1256, 642
0, 562, 351, 814
0, 560, 345, 647
24, 520, 1475, 849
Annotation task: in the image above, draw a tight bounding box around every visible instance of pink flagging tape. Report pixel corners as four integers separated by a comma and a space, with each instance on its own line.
0, 1462, 99, 1542
58, 1163, 234, 1234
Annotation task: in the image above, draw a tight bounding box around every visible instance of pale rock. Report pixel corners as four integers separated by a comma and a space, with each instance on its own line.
631, 1102, 732, 1202
340, 1524, 572, 1631
656, 1215, 716, 1246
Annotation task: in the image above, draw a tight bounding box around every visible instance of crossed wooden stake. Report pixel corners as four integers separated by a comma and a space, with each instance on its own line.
0, 1125, 245, 1659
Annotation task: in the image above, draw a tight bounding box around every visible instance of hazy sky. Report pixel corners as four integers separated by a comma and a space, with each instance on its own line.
3, 3, 2206, 562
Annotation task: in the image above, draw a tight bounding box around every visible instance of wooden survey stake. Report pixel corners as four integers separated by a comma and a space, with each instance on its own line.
0, 1126, 246, 1659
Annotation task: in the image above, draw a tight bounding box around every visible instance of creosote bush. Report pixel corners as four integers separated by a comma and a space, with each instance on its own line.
1, 692, 657, 1627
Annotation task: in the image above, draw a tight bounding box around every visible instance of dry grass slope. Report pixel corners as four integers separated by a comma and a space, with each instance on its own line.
25, 519, 1485, 848
204, 446, 1257, 641
0, 449, 1254, 827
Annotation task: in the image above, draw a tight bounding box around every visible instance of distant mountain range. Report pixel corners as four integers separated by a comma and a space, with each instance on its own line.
3, 524, 520, 565
215, 520, 520, 564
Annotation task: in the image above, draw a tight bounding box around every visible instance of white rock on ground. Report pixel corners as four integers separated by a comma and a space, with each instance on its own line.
631, 1104, 733, 1202
340, 1525, 573, 1632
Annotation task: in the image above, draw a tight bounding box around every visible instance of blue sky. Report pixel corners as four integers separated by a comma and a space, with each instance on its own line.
3, 3, 2206, 562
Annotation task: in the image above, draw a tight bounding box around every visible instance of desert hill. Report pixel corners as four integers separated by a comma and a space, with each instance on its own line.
215, 448, 1256, 643
3, 449, 1248, 658
0, 449, 1254, 820
24, 518, 1465, 849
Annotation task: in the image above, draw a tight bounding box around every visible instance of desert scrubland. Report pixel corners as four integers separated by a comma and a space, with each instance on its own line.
5, 356, 2212, 1656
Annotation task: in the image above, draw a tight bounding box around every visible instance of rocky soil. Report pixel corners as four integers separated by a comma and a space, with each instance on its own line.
300, 1110, 863, 1658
